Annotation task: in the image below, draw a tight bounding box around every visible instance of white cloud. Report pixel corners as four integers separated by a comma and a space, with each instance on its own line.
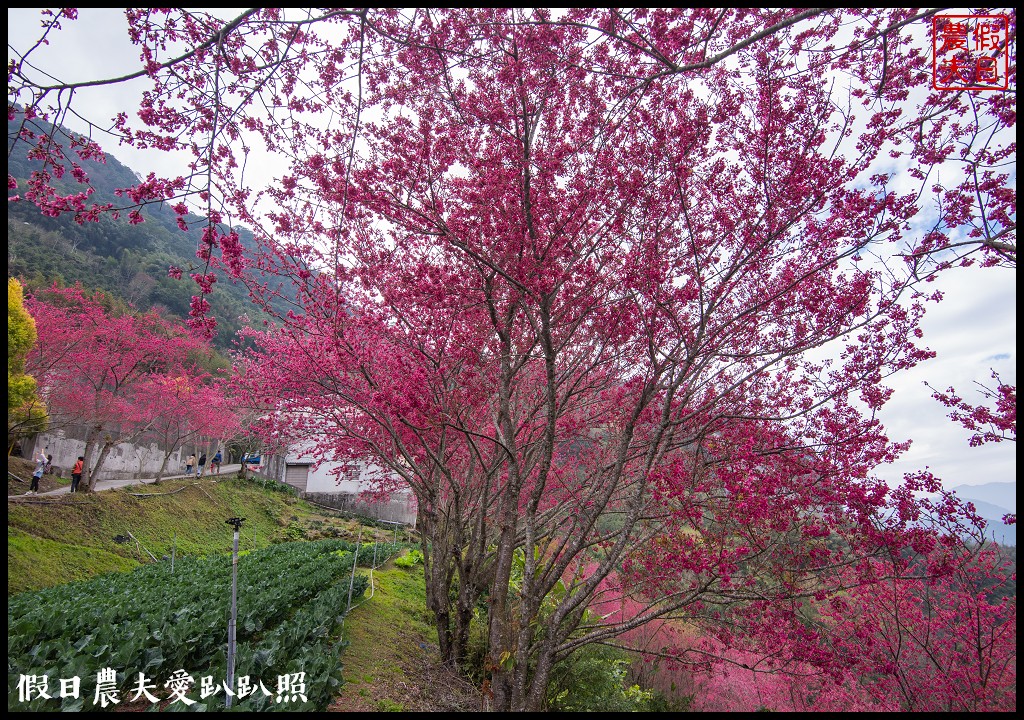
875, 265, 1016, 488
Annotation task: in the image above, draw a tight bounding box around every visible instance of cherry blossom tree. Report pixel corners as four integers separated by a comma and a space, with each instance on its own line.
136, 375, 238, 482
7, 10, 1015, 325
817, 547, 1017, 712
24, 285, 210, 490
601, 526, 1015, 712
8, 8, 1016, 711
219, 404, 272, 480
926, 370, 1017, 447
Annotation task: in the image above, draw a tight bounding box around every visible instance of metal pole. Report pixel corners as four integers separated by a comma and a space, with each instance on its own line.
127, 531, 158, 562
225, 517, 245, 708
346, 526, 362, 613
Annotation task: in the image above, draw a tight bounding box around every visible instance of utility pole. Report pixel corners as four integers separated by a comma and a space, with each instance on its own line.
346, 526, 363, 614
225, 517, 245, 709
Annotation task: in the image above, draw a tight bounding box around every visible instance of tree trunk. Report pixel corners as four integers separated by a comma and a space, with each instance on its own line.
81, 425, 101, 492
154, 450, 173, 484
523, 643, 556, 712
86, 438, 116, 494
419, 509, 457, 662
452, 590, 474, 667
486, 520, 519, 711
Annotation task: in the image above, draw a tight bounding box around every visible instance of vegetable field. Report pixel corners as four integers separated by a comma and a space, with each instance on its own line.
8, 539, 400, 711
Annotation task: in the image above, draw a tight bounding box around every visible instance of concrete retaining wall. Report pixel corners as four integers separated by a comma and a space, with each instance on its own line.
26, 429, 211, 483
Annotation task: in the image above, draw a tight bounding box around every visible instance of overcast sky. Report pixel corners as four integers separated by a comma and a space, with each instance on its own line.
8, 9, 1016, 496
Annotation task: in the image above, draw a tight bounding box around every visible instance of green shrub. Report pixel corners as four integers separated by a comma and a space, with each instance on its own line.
394, 548, 424, 568
546, 643, 670, 712
240, 472, 297, 495
376, 698, 406, 712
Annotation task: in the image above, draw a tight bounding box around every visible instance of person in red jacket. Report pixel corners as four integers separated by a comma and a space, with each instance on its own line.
71, 456, 85, 493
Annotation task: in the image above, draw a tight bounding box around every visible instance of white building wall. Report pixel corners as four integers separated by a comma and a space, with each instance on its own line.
303, 459, 393, 494
272, 443, 417, 525
28, 430, 194, 481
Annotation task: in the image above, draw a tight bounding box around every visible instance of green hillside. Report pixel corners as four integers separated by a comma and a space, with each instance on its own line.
6, 471, 411, 595
7, 112, 279, 351
6, 464, 480, 712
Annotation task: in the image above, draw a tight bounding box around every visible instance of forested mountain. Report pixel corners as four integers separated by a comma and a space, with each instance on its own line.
7, 113, 273, 351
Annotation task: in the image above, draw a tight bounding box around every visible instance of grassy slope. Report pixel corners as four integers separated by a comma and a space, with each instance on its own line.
7, 464, 481, 711
330, 559, 482, 713
7, 473, 384, 595
8, 455, 71, 495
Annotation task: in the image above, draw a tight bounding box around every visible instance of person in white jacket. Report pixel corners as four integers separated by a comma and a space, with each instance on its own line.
29, 447, 49, 494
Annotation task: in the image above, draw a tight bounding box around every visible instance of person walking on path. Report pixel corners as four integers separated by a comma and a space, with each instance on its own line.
197, 452, 207, 478
186, 453, 196, 476
71, 456, 84, 493
212, 450, 222, 475
10, 461, 242, 499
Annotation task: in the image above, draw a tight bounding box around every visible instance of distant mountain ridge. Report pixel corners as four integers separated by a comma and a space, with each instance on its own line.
7, 111, 273, 351
948, 482, 1016, 546
948, 482, 1016, 514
